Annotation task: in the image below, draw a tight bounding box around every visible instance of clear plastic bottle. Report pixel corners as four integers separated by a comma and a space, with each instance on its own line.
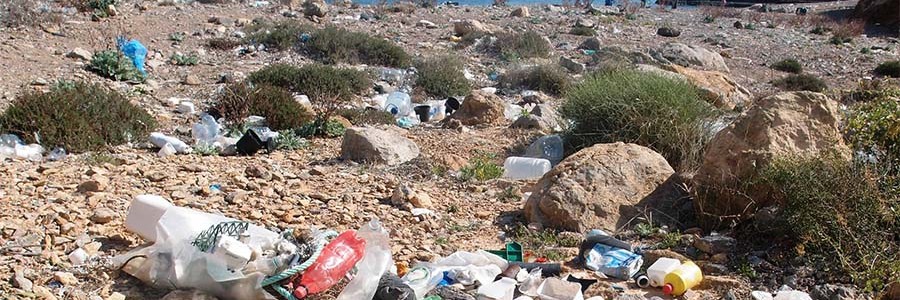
337, 219, 392, 300
293, 230, 367, 298
525, 135, 564, 165
384, 92, 412, 117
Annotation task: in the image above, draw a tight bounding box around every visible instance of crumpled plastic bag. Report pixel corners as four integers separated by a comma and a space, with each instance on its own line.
117, 36, 148, 75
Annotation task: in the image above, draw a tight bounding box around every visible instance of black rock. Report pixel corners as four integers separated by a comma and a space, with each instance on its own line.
657, 27, 681, 37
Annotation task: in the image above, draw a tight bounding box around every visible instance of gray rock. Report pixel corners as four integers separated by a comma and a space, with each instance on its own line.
810, 284, 857, 300
559, 56, 586, 74
575, 18, 595, 28
653, 42, 730, 72
13, 271, 33, 292
66, 48, 92, 60
578, 37, 602, 51
589, 4, 621, 15
340, 127, 420, 165
303, 0, 328, 17
657, 27, 681, 37
693, 234, 736, 254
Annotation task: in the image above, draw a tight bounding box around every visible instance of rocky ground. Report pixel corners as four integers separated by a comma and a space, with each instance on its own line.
0, 0, 898, 300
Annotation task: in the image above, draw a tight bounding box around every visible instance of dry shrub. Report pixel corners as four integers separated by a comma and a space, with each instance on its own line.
830, 20, 865, 44
1, 0, 61, 27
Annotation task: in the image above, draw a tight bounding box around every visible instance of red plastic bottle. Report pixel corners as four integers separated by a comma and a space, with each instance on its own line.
292, 230, 367, 299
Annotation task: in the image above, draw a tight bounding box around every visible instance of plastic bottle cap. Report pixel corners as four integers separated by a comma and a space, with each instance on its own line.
293, 286, 308, 299
662, 283, 674, 295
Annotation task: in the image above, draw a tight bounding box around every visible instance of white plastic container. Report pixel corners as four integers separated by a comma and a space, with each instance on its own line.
647, 257, 681, 287
149, 132, 192, 154
213, 236, 252, 269
536, 277, 584, 300
477, 277, 517, 300
384, 91, 412, 117
502, 157, 551, 180
125, 195, 174, 242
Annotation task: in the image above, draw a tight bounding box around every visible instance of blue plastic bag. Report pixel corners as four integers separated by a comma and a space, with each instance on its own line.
584, 243, 643, 280
117, 36, 148, 75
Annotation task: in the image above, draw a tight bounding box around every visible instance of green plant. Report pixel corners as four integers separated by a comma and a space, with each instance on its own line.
874, 61, 900, 78
497, 186, 520, 203
744, 23, 757, 30
245, 20, 312, 51
206, 37, 243, 50
88, 0, 116, 10
275, 130, 309, 150
303, 26, 411, 68
0, 82, 156, 152
810, 25, 829, 35
703, 15, 715, 23
760, 154, 899, 291
447, 203, 460, 213
499, 64, 572, 96
459, 152, 503, 181
561, 69, 718, 171
170, 53, 199, 66
414, 56, 471, 98
736, 260, 758, 279
51, 79, 77, 91
193, 144, 220, 156
491, 31, 551, 61
656, 231, 682, 249
336, 108, 396, 126
89, 50, 145, 82
830, 35, 852, 45
771, 58, 803, 74
506, 224, 581, 261
435, 237, 449, 245
169, 32, 186, 43
860, 47, 872, 55
634, 223, 657, 238
772, 74, 827, 92
212, 83, 314, 131
846, 97, 900, 161
296, 118, 346, 138
569, 27, 596, 36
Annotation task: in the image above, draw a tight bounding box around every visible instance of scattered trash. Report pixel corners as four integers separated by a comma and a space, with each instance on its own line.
487, 242, 524, 262
385, 91, 413, 117
117, 36, 148, 75
0, 134, 44, 161
375, 273, 416, 300
662, 261, 703, 296
566, 275, 598, 293
478, 277, 517, 300
48, 147, 67, 161
292, 230, 366, 298
537, 277, 584, 300
584, 242, 643, 280
235, 129, 271, 156
149, 132, 192, 154
177, 101, 196, 114
525, 135, 564, 165
634, 273, 651, 288
446, 97, 461, 115
336, 220, 392, 300
502, 157, 551, 179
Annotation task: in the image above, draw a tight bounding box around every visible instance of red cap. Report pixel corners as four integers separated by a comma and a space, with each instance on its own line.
662, 283, 674, 295
293, 285, 308, 299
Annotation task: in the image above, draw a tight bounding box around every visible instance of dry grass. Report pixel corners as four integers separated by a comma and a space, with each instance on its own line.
699, 5, 741, 20
1, 0, 62, 27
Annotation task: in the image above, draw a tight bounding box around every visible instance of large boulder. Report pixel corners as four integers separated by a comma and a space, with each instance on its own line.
510, 104, 562, 131
693, 92, 850, 228
340, 127, 420, 165
303, 0, 329, 17
653, 43, 730, 73
447, 91, 506, 126
668, 65, 751, 110
453, 20, 495, 37
855, 0, 898, 25
524, 142, 675, 232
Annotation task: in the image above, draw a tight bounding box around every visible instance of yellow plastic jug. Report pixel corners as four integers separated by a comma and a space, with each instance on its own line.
662, 261, 703, 296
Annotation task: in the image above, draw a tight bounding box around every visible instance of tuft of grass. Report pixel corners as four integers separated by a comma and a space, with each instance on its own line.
303, 26, 412, 68
490, 31, 551, 61
874, 61, 900, 78
771, 58, 802, 74
759, 154, 899, 292
169, 32, 186, 44
569, 27, 596, 36
499, 64, 572, 96
170, 53, 199, 66
414, 56, 471, 98
245, 20, 312, 51
192, 144, 220, 156
460, 152, 504, 181
772, 74, 827, 92
656, 231, 682, 249
561, 69, 718, 171
212, 83, 314, 131
89, 50, 145, 82
275, 130, 309, 150
506, 224, 581, 261
206, 37, 243, 50
0, 82, 156, 152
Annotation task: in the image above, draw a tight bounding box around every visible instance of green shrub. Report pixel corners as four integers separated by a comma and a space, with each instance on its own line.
772, 74, 827, 92
500, 64, 571, 96
460, 152, 503, 181
89, 50, 145, 82
569, 27, 596, 36
245, 20, 312, 51
275, 130, 309, 150
0, 82, 156, 152
561, 69, 717, 171
206, 37, 243, 50
846, 97, 900, 160
170, 53, 199, 66
810, 25, 829, 35
337, 108, 396, 126
771, 58, 802, 74
247, 64, 371, 104
169, 32, 186, 43
492, 31, 551, 61
212, 83, 314, 131
414, 56, 471, 98
874, 61, 900, 78
303, 26, 411, 68
760, 154, 899, 291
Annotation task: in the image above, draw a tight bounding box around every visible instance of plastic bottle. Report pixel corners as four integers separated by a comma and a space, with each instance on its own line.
502, 157, 551, 180
384, 92, 412, 117
647, 258, 681, 287
525, 135, 564, 165
336, 219, 392, 300
662, 261, 703, 296
293, 230, 367, 298
192, 114, 222, 146
149, 132, 192, 154
48, 147, 67, 161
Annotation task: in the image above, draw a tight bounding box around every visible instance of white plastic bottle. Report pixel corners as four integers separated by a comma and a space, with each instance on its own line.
502, 157, 551, 180
384, 92, 412, 117
647, 257, 681, 288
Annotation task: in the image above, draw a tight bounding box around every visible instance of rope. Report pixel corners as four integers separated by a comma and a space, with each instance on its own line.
191, 221, 249, 252
261, 229, 338, 300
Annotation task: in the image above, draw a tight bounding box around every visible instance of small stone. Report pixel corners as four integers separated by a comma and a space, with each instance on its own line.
107, 292, 126, 300
693, 234, 736, 254
245, 165, 272, 180
733, 21, 744, 29
183, 74, 202, 86
308, 166, 327, 176
66, 48, 93, 60
54, 271, 79, 285
77, 180, 104, 193
657, 27, 681, 37
751, 291, 774, 300
710, 253, 729, 264
90, 207, 116, 224
34, 286, 58, 300
811, 284, 857, 300
13, 270, 33, 292
575, 18, 595, 28
559, 56, 586, 74
226, 191, 250, 204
